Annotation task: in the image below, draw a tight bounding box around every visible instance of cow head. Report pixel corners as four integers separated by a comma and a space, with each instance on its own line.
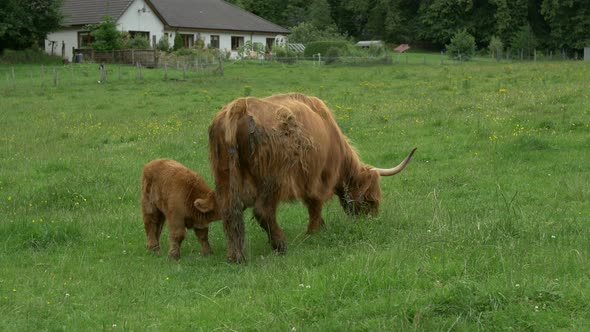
337, 148, 416, 217
337, 166, 382, 216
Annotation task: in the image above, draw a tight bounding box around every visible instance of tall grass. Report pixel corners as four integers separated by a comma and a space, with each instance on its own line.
1, 58, 589, 330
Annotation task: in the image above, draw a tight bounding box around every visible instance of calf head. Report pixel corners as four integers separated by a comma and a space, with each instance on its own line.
194, 190, 220, 222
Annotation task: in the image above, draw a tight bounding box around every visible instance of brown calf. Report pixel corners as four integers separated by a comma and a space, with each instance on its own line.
141, 159, 218, 260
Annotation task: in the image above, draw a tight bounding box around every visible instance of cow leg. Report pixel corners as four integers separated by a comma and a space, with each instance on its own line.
143, 208, 165, 252
222, 197, 246, 263
304, 198, 326, 234
194, 227, 212, 256
167, 216, 186, 260
254, 197, 286, 254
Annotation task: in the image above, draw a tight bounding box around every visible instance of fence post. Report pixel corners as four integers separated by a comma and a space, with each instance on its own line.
182, 63, 186, 80
99, 63, 107, 83
132, 49, 135, 65
218, 55, 224, 76
164, 62, 168, 80
118, 65, 121, 80
53, 67, 58, 86
137, 62, 143, 81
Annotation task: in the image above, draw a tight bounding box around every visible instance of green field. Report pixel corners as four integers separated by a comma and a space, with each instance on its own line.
1, 58, 589, 330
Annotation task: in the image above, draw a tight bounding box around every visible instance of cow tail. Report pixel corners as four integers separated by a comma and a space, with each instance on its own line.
219, 98, 250, 262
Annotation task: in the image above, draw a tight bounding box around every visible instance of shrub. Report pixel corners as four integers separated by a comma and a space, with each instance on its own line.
368, 44, 385, 57
157, 36, 170, 52
173, 32, 183, 51
324, 47, 341, 65
195, 38, 205, 49
304, 41, 349, 57
0, 48, 63, 64
273, 46, 296, 64
125, 36, 150, 49
446, 29, 476, 61
488, 36, 503, 59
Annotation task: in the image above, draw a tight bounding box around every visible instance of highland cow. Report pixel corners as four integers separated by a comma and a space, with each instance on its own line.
141, 159, 219, 260
207, 93, 415, 262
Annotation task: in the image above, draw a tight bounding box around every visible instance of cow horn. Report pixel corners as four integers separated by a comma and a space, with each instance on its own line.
371, 147, 417, 176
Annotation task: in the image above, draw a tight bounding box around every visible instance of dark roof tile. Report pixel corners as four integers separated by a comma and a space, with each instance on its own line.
59, 0, 289, 34
61, 0, 133, 26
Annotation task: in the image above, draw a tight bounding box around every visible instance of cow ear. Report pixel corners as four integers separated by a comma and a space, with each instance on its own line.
194, 193, 215, 213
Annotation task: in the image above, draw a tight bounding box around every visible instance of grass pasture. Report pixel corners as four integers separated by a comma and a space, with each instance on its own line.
1, 58, 589, 330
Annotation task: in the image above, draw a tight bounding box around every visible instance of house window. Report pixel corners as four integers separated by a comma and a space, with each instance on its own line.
129, 31, 149, 41
266, 38, 274, 51
231, 36, 244, 50
210, 35, 220, 49
181, 34, 193, 48
78, 31, 94, 48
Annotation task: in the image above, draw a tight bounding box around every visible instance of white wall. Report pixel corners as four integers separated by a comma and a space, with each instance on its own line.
118, 0, 164, 46
45, 28, 78, 60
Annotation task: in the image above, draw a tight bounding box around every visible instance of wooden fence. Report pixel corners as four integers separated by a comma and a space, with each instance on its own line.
73, 48, 158, 67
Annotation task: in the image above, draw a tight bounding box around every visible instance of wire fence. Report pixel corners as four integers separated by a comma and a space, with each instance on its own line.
1, 50, 584, 91
0, 58, 224, 90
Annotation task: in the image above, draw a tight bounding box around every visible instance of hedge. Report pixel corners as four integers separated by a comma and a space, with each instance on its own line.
303, 41, 349, 57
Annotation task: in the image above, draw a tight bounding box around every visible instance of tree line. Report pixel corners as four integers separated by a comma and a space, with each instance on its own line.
228, 0, 590, 52
1, 0, 588, 56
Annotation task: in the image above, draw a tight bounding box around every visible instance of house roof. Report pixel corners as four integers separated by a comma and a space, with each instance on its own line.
59, 0, 289, 34
149, 0, 289, 34
61, 0, 134, 26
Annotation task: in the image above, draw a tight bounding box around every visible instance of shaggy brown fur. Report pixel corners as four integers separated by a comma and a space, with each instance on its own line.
141, 159, 219, 260
208, 93, 415, 262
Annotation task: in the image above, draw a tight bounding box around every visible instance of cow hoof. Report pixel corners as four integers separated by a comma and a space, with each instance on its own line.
168, 252, 180, 261
272, 241, 287, 255
227, 255, 246, 264
147, 244, 160, 252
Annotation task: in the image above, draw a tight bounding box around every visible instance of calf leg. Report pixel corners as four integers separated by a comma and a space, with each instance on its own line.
142, 207, 165, 252
167, 215, 186, 260
194, 228, 212, 256
304, 198, 326, 234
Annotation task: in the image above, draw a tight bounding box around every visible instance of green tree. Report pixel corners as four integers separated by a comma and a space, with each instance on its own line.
445, 28, 476, 60
288, 22, 345, 44
173, 31, 183, 51
511, 23, 537, 58
488, 35, 503, 59
0, 0, 63, 52
541, 0, 590, 50
418, 0, 475, 46
490, 0, 528, 47
308, 0, 334, 28
89, 16, 124, 50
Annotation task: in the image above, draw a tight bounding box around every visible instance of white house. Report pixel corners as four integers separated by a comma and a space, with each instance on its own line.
45, 0, 290, 60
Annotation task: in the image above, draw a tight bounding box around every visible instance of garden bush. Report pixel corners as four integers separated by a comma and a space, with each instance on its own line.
304, 41, 350, 57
